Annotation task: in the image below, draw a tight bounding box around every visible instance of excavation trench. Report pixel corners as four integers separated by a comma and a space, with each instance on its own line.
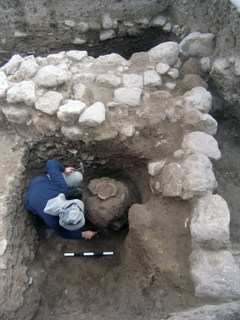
1, 4, 240, 318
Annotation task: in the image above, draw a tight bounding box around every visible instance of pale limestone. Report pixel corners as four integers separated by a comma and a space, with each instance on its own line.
180, 32, 215, 57
35, 65, 71, 88
143, 70, 162, 87
191, 195, 230, 249
122, 73, 143, 88
57, 100, 86, 122
35, 91, 63, 115
0, 54, 23, 75
149, 41, 179, 66
161, 163, 183, 197
182, 131, 221, 160
78, 102, 105, 127
148, 159, 166, 176
73, 83, 86, 99
114, 87, 142, 106
183, 87, 212, 113
181, 110, 217, 135
190, 249, 240, 299
156, 62, 170, 74
66, 50, 88, 62
7, 80, 36, 105
2, 106, 31, 124
0, 72, 9, 98
96, 74, 122, 88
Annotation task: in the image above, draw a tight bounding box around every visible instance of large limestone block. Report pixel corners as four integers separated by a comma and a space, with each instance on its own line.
2, 105, 31, 124
78, 102, 105, 127
181, 110, 218, 136
32, 115, 60, 136
161, 163, 183, 197
14, 56, 39, 80
114, 87, 142, 106
0, 54, 23, 75
84, 177, 137, 230
122, 73, 143, 87
183, 87, 212, 113
182, 131, 221, 160
7, 80, 36, 105
180, 32, 215, 57
57, 100, 86, 122
190, 249, 240, 299
93, 53, 127, 66
191, 195, 230, 249
35, 91, 63, 115
0, 72, 9, 98
181, 154, 218, 200
96, 74, 122, 88
143, 70, 162, 87
47, 52, 67, 65
66, 50, 87, 62
35, 65, 71, 88
149, 41, 179, 66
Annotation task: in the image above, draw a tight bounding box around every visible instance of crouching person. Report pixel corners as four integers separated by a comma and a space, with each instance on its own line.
24, 159, 97, 240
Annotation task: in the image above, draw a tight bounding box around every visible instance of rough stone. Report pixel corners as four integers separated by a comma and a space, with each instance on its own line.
149, 41, 179, 66
99, 29, 115, 41
210, 57, 232, 80
181, 109, 218, 136
167, 68, 179, 79
96, 74, 121, 88
47, 52, 67, 65
0, 54, 23, 75
93, 53, 127, 66
72, 83, 86, 100
0, 72, 9, 98
161, 163, 183, 197
190, 249, 240, 299
73, 72, 95, 84
182, 131, 221, 160
66, 50, 88, 62
78, 101, 105, 127
14, 56, 39, 80
35, 91, 63, 115
181, 154, 218, 199
7, 80, 36, 106
57, 100, 86, 123
179, 32, 215, 57
35, 65, 71, 88
181, 57, 201, 75
183, 87, 212, 113
200, 56, 212, 73
148, 159, 166, 176
151, 15, 167, 27
2, 105, 31, 124
181, 74, 208, 91
77, 22, 89, 33
143, 70, 162, 87
156, 62, 170, 75
191, 195, 230, 249
102, 14, 114, 29
122, 73, 143, 88
114, 87, 142, 106
33, 115, 60, 136
163, 22, 172, 32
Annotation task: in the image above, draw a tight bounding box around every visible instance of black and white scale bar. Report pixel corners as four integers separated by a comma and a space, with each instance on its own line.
64, 252, 114, 257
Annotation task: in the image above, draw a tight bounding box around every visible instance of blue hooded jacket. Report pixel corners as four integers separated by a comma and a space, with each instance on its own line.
24, 160, 83, 239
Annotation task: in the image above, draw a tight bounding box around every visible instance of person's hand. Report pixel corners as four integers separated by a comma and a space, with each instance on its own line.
65, 167, 75, 176
82, 231, 98, 240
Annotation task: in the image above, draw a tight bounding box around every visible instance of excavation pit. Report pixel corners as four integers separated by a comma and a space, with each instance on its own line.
1, 2, 240, 318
